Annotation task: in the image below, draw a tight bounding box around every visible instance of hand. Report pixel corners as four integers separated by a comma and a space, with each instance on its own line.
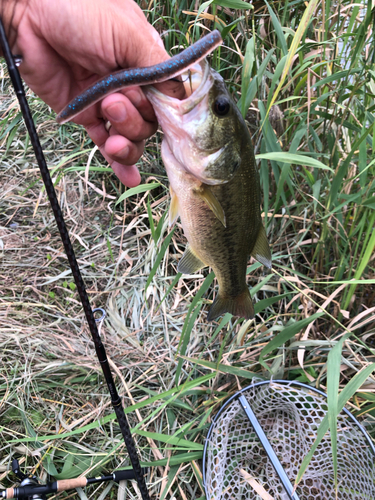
3, 0, 185, 187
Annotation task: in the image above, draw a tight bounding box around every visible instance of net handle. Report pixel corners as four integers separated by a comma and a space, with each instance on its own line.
238, 394, 300, 500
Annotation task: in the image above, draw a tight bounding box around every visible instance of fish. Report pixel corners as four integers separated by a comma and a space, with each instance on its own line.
145, 61, 271, 321
56, 31, 271, 321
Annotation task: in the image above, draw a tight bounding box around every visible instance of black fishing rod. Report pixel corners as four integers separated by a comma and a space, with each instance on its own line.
0, 17, 150, 500
0, 459, 147, 499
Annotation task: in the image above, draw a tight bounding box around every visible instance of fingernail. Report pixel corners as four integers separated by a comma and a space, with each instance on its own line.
118, 146, 129, 158
106, 102, 127, 122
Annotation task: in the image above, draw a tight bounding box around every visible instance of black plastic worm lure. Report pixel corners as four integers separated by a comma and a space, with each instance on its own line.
57, 30, 222, 123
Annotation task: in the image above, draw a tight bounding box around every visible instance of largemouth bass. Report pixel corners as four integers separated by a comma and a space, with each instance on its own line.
145, 61, 271, 321
56, 31, 271, 321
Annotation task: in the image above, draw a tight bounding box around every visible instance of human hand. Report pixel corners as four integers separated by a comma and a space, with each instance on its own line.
3, 0, 185, 187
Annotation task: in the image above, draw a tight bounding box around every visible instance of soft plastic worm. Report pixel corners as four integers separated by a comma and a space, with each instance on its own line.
57, 30, 222, 123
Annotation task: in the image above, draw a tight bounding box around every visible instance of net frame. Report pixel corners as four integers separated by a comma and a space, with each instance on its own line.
203, 380, 375, 500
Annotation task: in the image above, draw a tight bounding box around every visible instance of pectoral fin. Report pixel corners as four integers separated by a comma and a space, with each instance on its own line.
194, 185, 226, 228
251, 224, 272, 268
169, 186, 179, 227
178, 246, 205, 274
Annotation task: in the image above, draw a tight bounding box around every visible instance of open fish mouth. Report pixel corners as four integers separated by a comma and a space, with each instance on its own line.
145, 59, 211, 113
145, 60, 231, 184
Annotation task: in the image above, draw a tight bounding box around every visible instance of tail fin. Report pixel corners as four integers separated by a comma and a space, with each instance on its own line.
207, 289, 254, 322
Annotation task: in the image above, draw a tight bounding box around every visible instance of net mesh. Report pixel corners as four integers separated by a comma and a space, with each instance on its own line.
205, 381, 375, 500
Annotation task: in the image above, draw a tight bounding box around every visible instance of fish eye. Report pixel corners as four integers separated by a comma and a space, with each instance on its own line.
213, 97, 231, 117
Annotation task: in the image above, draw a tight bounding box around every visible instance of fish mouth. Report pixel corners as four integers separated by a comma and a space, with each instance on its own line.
145, 59, 212, 114
145, 60, 229, 185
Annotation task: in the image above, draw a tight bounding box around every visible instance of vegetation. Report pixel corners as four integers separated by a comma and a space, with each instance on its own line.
1, 0, 374, 498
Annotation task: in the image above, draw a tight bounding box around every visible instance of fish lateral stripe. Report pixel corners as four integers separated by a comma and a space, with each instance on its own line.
56, 30, 223, 123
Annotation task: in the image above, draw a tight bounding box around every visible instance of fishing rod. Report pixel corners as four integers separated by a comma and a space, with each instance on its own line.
0, 17, 150, 500
1, 459, 147, 499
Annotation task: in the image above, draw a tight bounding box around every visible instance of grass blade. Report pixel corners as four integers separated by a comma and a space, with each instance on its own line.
296, 363, 375, 485
175, 272, 215, 384
264, 0, 288, 57
116, 182, 160, 204
260, 313, 324, 360
213, 0, 253, 9
241, 37, 255, 118
327, 334, 350, 490
145, 228, 175, 292
180, 356, 260, 380
265, 0, 319, 120
255, 152, 332, 171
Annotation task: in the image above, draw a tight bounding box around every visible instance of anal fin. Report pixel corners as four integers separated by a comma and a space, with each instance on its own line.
178, 246, 205, 274
251, 224, 272, 269
194, 184, 226, 228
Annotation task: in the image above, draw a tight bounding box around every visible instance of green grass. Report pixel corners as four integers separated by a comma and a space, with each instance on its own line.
1, 0, 375, 498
